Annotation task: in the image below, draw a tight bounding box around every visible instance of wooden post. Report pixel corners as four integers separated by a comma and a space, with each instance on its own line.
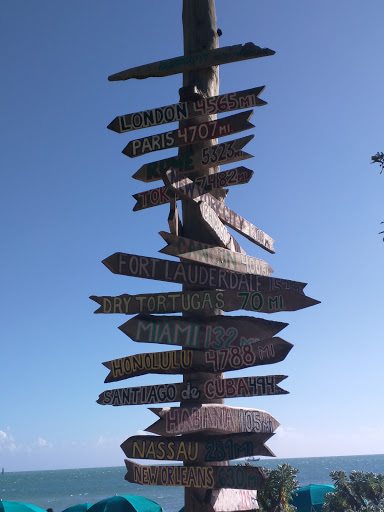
180, 2, 227, 511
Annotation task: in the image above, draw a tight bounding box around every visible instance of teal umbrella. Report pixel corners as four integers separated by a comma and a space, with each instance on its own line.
88, 496, 162, 512
62, 504, 92, 512
0, 502, 46, 512
291, 484, 335, 512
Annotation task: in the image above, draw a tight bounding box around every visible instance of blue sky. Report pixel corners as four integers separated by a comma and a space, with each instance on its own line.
1, 0, 383, 472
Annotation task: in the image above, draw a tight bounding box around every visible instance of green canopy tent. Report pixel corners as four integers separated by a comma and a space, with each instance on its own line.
87, 496, 162, 512
291, 484, 335, 512
0, 501, 46, 512
62, 504, 92, 512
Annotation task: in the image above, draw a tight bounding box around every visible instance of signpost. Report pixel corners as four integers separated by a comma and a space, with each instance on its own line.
133, 167, 254, 212
118, 313, 288, 350
97, 375, 288, 406
92, 1, 320, 508
132, 135, 254, 182
101, 252, 307, 294
90, 289, 319, 315
124, 458, 267, 490
120, 432, 275, 461
146, 405, 280, 436
108, 42, 275, 81
108, 86, 266, 133
159, 231, 273, 276
102, 337, 293, 381
122, 110, 254, 158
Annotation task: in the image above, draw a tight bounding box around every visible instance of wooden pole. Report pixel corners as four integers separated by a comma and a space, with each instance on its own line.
180, 2, 228, 511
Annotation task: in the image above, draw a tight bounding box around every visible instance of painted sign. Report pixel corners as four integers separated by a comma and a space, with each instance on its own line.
120, 432, 275, 462
118, 314, 288, 350
133, 167, 253, 212
103, 337, 293, 381
96, 375, 288, 406
124, 458, 267, 490
109, 42, 275, 81
146, 404, 280, 436
159, 231, 273, 276
101, 252, 306, 294
132, 135, 253, 183
108, 86, 265, 133
211, 489, 259, 512
195, 200, 233, 247
90, 288, 320, 315
164, 167, 275, 253
123, 110, 254, 158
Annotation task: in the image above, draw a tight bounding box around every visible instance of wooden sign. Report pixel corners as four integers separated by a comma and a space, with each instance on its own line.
96, 375, 288, 406
211, 489, 259, 512
118, 314, 288, 350
132, 135, 254, 183
164, 167, 275, 253
108, 86, 265, 133
90, 288, 320, 315
159, 231, 273, 276
133, 167, 253, 212
197, 200, 233, 247
120, 432, 275, 462
123, 110, 254, 158
109, 42, 275, 81
103, 338, 293, 382
101, 252, 307, 294
146, 404, 280, 436
124, 458, 267, 490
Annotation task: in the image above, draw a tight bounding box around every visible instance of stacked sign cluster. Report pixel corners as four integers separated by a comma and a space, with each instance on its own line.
91, 40, 319, 504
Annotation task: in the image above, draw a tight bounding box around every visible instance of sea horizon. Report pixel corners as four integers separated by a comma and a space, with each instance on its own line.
2, 453, 384, 512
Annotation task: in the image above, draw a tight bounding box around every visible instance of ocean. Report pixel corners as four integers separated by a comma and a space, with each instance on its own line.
1, 455, 384, 512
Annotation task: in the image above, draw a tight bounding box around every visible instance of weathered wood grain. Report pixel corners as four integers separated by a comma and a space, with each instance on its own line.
108, 86, 265, 133
164, 167, 275, 253
133, 167, 253, 212
96, 375, 288, 406
120, 432, 275, 462
102, 337, 293, 381
211, 489, 259, 512
123, 110, 254, 158
132, 135, 254, 182
101, 252, 306, 294
124, 458, 267, 490
146, 404, 280, 436
90, 288, 320, 315
159, 231, 273, 276
108, 42, 275, 81
118, 314, 288, 350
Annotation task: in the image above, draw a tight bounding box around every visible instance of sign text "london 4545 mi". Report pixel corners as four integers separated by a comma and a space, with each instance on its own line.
108, 86, 265, 133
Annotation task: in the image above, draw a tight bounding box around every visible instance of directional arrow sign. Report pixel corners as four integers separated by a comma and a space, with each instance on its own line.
103, 337, 293, 381
96, 375, 288, 406
146, 404, 280, 436
101, 252, 306, 294
123, 110, 254, 158
132, 135, 253, 183
159, 231, 273, 276
121, 432, 275, 462
133, 167, 253, 212
108, 86, 265, 133
90, 288, 320, 315
164, 167, 275, 253
109, 42, 275, 81
118, 314, 288, 350
124, 458, 267, 490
